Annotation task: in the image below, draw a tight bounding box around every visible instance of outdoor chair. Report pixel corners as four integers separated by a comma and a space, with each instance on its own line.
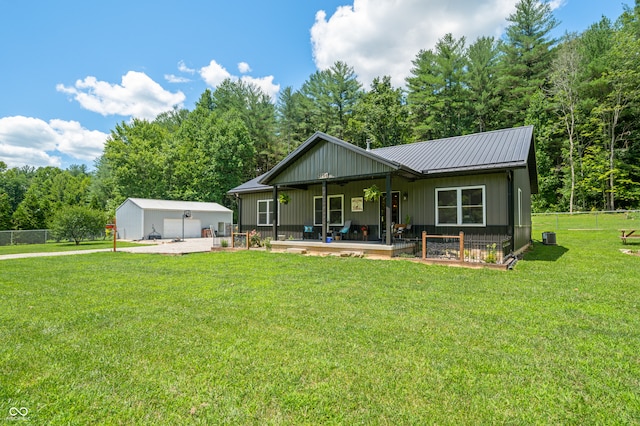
303, 224, 314, 240
393, 223, 406, 240
338, 220, 352, 240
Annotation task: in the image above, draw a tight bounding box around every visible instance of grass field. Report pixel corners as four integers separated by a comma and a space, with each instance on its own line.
1, 215, 639, 424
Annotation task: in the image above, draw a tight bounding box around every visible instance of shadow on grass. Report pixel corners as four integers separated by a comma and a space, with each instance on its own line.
54, 240, 110, 247
523, 241, 568, 261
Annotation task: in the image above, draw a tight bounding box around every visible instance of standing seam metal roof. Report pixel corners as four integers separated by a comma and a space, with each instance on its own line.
371, 126, 533, 174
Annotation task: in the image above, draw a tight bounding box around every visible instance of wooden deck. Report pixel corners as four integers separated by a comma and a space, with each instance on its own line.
270, 239, 417, 258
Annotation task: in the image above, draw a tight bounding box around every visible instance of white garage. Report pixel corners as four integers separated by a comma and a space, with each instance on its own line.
115, 198, 233, 240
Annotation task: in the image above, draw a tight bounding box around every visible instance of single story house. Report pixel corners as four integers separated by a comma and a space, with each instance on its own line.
115, 198, 233, 240
227, 126, 538, 256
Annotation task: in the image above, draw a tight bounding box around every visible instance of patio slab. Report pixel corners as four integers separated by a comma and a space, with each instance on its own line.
270, 239, 416, 258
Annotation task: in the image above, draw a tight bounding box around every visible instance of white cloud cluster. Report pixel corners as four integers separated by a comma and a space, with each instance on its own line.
0, 116, 108, 168
311, 0, 520, 87
57, 71, 186, 121
199, 60, 281, 101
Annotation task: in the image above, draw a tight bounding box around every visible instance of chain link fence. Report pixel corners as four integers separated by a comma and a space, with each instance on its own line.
532, 210, 640, 231
0, 229, 50, 246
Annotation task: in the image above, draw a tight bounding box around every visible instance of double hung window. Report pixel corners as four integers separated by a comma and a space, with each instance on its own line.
436, 186, 485, 226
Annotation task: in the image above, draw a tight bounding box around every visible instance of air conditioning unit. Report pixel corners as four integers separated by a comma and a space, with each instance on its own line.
542, 232, 556, 245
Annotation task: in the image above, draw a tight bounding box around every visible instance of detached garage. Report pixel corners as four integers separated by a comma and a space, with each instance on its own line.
115, 198, 233, 240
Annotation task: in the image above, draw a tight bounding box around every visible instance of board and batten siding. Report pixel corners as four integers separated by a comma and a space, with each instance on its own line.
513, 167, 533, 252
270, 142, 395, 185
239, 172, 512, 240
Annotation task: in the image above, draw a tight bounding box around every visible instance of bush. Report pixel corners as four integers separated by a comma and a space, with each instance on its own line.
50, 206, 106, 245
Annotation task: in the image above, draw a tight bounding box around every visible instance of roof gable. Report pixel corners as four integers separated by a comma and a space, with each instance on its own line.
259, 132, 417, 186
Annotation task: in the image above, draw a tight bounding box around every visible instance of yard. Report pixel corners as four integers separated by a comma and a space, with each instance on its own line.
1, 214, 639, 423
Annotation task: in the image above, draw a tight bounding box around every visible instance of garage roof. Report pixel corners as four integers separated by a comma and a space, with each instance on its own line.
124, 198, 232, 212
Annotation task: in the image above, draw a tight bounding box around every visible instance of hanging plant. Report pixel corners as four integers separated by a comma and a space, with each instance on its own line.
278, 193, 291, 205
363, 185, 381, 202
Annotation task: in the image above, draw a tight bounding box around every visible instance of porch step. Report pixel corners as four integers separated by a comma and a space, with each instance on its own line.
286, 248, 308, 254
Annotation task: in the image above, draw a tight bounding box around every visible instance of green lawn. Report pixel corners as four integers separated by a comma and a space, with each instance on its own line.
0, 240, 145, 255
1, 217, 639, 424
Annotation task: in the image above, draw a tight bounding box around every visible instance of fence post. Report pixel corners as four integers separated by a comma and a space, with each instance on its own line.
422, 231, 426, 260
459, 231, 464, 262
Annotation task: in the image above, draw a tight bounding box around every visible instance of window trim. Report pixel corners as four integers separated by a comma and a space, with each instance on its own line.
257, 199, 279, 226
435, 185, 486, 227
313, 194, 344, 227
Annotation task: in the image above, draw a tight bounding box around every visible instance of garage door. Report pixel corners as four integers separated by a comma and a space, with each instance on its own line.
163, 218, 202, 239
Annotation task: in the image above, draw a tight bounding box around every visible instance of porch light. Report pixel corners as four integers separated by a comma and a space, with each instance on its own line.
403, 192, 408, 201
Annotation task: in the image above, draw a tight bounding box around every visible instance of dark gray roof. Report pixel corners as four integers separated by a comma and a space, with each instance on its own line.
228, 174, 272, 194
372, 126, 534, 174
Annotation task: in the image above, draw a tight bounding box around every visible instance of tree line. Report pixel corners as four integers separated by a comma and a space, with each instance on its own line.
2, 0, 640, 231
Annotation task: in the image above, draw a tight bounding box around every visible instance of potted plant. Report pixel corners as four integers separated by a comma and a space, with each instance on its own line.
278, 193, 290, 205
363, 185, 381, 202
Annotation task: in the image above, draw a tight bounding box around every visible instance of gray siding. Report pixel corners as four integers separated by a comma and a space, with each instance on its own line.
513, 167, 532, 251
271, 142, 395, 185
239, 172, 512, 241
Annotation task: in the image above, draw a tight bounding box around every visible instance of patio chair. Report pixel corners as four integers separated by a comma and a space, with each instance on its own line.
303, 224, 315, 240
393, 223, 406, 240
338, 220, 352, 240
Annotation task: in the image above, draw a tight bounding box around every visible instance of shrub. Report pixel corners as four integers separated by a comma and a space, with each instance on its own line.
50, 206, 106, 245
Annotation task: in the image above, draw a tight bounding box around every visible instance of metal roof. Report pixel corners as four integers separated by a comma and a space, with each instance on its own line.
227, 174, 272, 194
371, 126, 534, 174
123, 198, 232, 212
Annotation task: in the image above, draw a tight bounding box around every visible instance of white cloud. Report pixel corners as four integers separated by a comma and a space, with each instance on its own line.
240, 75, 280, 101
199, 59, 280, 101
178, 60, 196, 74
238, 62, 252, 74
56, 71, 186, 120
311, 0, 520, 87
199, 60, 233, 87
0, 116, 108, 167
165, 74, 191, 83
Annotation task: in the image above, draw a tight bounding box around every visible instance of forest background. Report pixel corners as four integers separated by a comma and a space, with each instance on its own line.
1, 0, 639, 231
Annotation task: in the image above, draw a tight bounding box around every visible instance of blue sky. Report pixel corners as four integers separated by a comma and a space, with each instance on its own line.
0, 0, 629, 169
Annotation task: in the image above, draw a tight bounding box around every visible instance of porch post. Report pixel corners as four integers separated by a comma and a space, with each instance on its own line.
322, 180, 327, 243
385, 173, 392, 245
272, 185, 278, 240
236, 195, 242, 233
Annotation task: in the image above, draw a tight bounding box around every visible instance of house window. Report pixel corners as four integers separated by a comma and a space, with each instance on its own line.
436, 186, 486, 226
257, 199, 274, 226
314, 195, 344, 226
